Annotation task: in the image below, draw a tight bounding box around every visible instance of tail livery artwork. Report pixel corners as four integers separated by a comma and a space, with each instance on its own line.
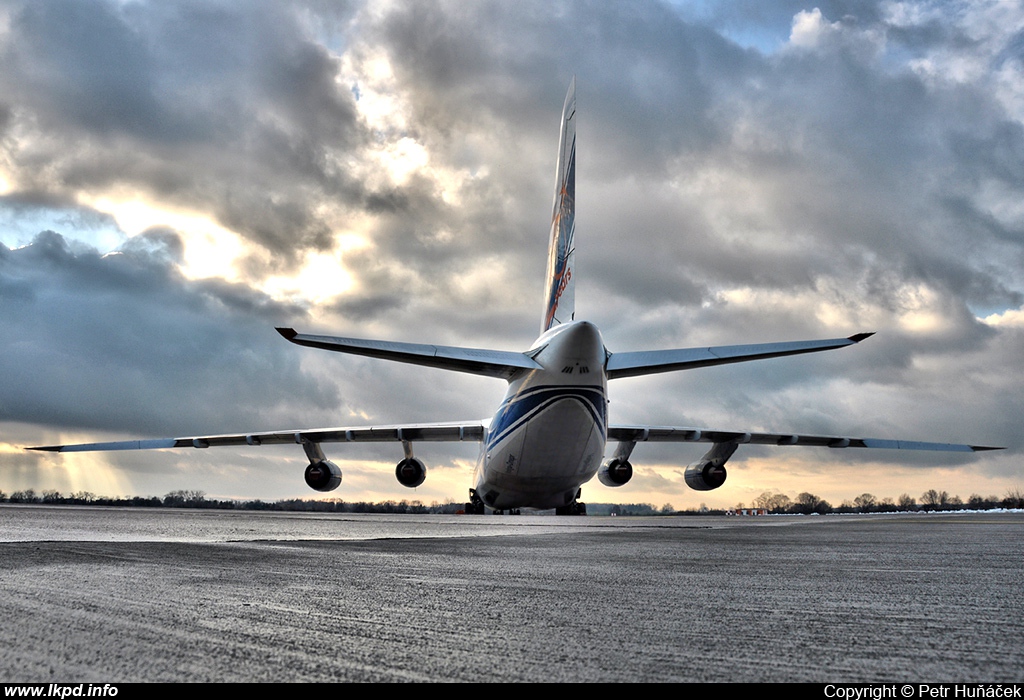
31, 79, 1000, 514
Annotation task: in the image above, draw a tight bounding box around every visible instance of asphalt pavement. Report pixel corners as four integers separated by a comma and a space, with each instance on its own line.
0, 508, 1021, 682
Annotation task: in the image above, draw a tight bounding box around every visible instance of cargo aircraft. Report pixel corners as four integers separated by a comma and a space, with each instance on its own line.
31, 79, 1000, 514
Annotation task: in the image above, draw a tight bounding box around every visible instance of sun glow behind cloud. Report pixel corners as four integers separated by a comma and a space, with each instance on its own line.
2, 439, 133, 498
82, 194, 248, 278
80, 185, 374, 307
262, 241, 364, 305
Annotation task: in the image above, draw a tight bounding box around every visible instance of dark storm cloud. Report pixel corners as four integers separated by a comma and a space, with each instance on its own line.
376, 1, 728, 137
1, 0, 1018, 315
361, 0, 1023, 327
370, 0, 749, 179
0, 230, 341, 436
0, 0, 372, 260
337, 1, 758, 329
562, 9, 1023, 335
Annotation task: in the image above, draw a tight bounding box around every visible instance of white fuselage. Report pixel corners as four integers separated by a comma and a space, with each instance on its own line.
473, 321, 608, 510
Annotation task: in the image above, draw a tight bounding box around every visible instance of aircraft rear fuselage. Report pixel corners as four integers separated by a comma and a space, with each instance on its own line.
474, 321, 608, 510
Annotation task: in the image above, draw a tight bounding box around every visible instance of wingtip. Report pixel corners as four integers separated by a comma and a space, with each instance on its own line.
847, 332, 875, 343
276, 327, 298, 341
970, 445, 1006, 451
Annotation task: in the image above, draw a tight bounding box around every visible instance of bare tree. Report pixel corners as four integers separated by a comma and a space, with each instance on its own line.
753, 491, 791, 513
853, 493, 877, 513
794, 492, 831, 514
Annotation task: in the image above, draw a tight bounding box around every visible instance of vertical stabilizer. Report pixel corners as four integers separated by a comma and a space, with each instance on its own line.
542, 77, 577, 333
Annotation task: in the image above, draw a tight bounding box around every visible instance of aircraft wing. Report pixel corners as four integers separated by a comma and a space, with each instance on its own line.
277, 328, 539, 380
28, 421, 488, 453
607, 425, 1002, 452
605, 333, 874, 380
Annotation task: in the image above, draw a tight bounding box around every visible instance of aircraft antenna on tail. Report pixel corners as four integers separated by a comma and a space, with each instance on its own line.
541, 77, 577, 333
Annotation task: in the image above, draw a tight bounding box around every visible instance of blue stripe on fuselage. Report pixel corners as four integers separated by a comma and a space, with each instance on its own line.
487, 384, 606, 451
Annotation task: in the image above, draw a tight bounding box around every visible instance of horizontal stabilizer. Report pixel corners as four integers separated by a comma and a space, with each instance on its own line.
606, 334, 874, 380
277, 328, 540, 379
29, 421, 489, 453
607, 425, 1002, 452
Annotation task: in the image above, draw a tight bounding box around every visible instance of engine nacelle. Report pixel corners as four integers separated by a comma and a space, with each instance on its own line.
683, 441, 739, 491
395, 457, 427, 488
684, 460, 727, 491
304, 459, 342, 492
598, 458, 633, 487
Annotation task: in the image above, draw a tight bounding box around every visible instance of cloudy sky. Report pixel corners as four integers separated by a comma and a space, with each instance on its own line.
1, 0, 1021, 509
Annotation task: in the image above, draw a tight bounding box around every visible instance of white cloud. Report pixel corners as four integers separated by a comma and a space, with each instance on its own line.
982, 306, 1024, 327
789, 8, 840, 49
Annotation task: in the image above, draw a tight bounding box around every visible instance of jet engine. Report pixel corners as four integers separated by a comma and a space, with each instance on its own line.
304, 460, 342, 492
684, 460, 727, 491
683, 441, 739, 491
598, 457, 633, 487
395, 457, 427, 488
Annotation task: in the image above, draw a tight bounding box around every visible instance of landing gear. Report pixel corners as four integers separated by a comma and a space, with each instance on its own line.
555, 489, 587, 516
555, 502, 587, 516
464, 489, 485, 515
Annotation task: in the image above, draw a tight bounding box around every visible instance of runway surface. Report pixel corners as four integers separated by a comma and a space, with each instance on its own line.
1, 506, 1021, 682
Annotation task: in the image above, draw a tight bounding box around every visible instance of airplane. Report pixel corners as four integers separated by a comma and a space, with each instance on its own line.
30, 78, 1000, 515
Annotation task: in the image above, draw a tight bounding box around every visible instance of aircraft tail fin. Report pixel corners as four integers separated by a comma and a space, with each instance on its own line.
541, 77, 577, 333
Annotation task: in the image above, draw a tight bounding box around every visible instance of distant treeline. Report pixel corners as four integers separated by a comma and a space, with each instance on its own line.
1, 487, 1021, 515
0, 489, 459, 514
0, 488, 675, 515
739, 488, 1024, 515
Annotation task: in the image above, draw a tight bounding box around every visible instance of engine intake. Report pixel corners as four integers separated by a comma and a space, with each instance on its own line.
598, 457, 633, 487
304, 460, 342, 492
395, 457, 427, 488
